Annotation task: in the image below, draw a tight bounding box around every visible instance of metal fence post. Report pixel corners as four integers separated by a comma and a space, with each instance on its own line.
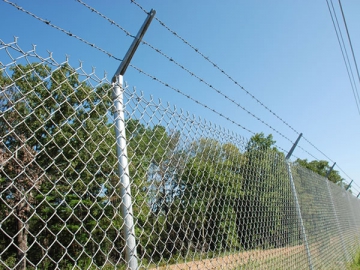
325, 162, 336, 178
285, 133, 313, 270
286, 162, 313, 270
112, 75, 138, 269
111, 9, 156, 269
346, 180, 353, 191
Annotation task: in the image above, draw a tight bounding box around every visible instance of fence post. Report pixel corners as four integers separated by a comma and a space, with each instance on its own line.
112, 75, 138, 269
286, 162, 313, 270
285, 133, 313, 270
112, 9, 156, 269
325, 162, 336, 178
346, 180, 353, 191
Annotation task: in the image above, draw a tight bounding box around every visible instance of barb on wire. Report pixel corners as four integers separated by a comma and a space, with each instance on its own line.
302, 136, 333, 162
296, 145, 320, 162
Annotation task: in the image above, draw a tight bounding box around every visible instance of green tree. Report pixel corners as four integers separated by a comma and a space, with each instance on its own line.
180, 138, 243, 254
237, 133, 294, 249
0, 63, 117, 269
295, 159, 343, 184
124, 119, 184, 263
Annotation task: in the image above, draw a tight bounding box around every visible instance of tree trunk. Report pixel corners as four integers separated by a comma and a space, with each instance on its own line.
16, 200, 28, 270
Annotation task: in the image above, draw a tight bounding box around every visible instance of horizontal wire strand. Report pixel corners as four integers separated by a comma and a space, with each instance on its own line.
4, 0, 356, 183
131, 0, 358, 178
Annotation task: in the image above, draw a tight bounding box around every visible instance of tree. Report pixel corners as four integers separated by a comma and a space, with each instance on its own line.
123, 119, 185, 262
0, 63, 117, 269
1, 63, 195, 267
0, 136, 44, 270
295, 159, 343, 184
237, 133, 293, 249
180, 138, 243, 254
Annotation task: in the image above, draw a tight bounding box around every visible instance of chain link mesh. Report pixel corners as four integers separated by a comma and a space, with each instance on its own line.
1, 40, 360, 269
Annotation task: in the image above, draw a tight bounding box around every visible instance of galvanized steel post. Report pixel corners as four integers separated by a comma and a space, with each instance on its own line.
112, 9, 156, 269
325, 162, 336, 179
286, 133, 313, 270
112, 75, 138, 269
286, 162, 313, 270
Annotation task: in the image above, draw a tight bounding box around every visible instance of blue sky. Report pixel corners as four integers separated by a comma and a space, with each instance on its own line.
1, 1, 360, 192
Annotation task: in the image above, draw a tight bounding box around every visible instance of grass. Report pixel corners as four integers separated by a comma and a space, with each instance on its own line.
348, 249, 360, 270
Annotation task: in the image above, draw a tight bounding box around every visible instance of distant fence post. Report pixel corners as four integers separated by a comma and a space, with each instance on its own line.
286, 133, 313, 270
325, 162, 336, 178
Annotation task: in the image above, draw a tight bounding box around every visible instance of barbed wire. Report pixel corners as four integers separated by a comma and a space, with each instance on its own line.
129, 0, 360, 176
3, 0, 355, 185
2, 0, 123, 62
302, 136, 334, 162
75, 0, 323, 163
128, 64, 255, 135
131, 0, 300, 134
75, 0, 135, 38
2, 0, 319, 161
74, 0, 305, 147
1, 0, 257, 135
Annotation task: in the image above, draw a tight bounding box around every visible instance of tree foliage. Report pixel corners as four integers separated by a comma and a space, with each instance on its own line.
295, 159, 343, 184
0, 64, 329, 268
0, 63, 117, 269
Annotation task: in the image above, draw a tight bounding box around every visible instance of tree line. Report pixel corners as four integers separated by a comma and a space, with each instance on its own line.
0, 64, 344, 269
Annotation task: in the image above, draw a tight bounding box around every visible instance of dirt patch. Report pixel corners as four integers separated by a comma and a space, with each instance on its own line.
149, 245, 306, 270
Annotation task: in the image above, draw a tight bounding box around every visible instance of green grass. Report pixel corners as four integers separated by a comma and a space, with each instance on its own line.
348, 249, 360, 270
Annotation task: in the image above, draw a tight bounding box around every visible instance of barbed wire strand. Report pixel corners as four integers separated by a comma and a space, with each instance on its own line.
1, 0, 258, 135
130, 0, 358, 175
128, 64, 255, 135
131, 0, 300, 134
76, 0, 323, 162
75, 0, 135, 39
74, 0, 304, 147
3, 0, 351, 179
2, 0, 319, 162
2, 0, 123, 62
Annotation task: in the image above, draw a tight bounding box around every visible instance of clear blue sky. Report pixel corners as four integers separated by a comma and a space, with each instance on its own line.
1, 1, 360, 192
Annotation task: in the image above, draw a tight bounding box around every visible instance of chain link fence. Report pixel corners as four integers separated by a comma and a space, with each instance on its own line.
1, 40, 360, 269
